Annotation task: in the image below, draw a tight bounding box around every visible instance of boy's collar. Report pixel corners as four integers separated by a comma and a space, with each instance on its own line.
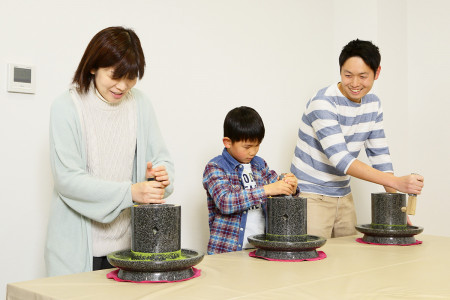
221, 148, 262, 169
222, 148, 241, 169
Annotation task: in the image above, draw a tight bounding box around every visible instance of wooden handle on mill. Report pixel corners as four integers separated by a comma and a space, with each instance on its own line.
407, 194, 417, 215
406, 172, 420, 215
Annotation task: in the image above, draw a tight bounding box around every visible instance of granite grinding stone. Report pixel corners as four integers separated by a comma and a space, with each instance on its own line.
131, 204, 181, 255
355, 224, 424, 245
266, 196, 307, 241
117, 267, 195, 282
107, 248, 204, 272
371, 193, 407, 227
248, 234, 326, 259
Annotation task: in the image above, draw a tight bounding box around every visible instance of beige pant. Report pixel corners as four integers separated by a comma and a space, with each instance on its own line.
300, 192, 357, 238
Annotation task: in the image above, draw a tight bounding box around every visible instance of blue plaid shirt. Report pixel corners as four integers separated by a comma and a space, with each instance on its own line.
203, 148, 279, 254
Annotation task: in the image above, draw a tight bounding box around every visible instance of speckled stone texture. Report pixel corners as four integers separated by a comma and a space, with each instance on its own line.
371, 193, 407, 229
266, 196, 307, 242
355, 192, 424, 245
131, 204, 181, 259
118, 268, 194, 282
107, 249, 204, 281
107, 203, 204, 281
248, 234, 327, 260
355, 224, 424, 244
248, 196, 326, 260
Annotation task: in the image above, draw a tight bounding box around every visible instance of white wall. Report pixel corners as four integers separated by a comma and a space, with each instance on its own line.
1, 0, 449, 296
406, 1, 450, 235
350, 0, 411, 226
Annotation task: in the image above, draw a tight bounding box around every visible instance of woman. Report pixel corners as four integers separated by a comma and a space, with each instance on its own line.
45, 26, 174, 276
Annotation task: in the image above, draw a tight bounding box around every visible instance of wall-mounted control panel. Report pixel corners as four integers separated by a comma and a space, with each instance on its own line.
7, 63, 35, 94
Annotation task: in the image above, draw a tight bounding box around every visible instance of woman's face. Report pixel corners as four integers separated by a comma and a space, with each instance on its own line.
91, 67, 137, 103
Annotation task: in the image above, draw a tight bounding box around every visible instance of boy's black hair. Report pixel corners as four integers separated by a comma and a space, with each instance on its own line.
339, 39, 381, 75
224, 106, 265, 143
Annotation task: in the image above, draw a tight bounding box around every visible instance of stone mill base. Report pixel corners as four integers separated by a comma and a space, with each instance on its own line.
254, 249, 319, 260
118, 268, 195, 282
355, 224, 424, 245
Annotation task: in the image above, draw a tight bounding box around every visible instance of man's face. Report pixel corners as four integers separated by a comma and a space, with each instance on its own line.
339, 56, 380, 103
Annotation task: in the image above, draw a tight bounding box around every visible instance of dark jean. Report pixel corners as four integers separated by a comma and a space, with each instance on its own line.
93, 256, 114, 271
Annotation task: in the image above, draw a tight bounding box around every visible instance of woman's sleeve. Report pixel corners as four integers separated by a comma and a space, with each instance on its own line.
135, 89, 175, 198
49, 94, 133, 223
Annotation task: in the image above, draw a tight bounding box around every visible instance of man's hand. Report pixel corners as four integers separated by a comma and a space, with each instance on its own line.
347, 160, 424, 195
393, 174, 424, 195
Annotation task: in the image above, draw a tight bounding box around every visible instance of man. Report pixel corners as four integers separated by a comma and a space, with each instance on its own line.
291, 39, 424, 238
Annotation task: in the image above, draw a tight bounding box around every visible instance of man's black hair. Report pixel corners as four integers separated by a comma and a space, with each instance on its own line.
224, 106, 265, 143
339, 39, 381, 75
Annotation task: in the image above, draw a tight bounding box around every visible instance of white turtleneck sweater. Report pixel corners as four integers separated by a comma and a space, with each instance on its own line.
71, 86, 137, 257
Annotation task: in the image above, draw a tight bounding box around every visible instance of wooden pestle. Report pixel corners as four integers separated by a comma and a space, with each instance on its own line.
406, 173, 419, 215
407, 194, 417, 215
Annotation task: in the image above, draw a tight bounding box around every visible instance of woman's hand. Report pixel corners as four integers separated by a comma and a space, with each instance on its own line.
131, 180, 166, 204
131, 162, 171, 204
146, 162, 170, 188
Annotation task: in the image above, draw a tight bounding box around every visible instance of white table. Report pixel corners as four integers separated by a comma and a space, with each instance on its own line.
7, 234, 450, 299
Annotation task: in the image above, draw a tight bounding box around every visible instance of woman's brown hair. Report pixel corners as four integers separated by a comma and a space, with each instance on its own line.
73, 26, 146, 94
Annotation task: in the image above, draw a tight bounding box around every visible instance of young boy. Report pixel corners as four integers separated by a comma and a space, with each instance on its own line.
290, 39, 424, 239
203, 106, 298, 254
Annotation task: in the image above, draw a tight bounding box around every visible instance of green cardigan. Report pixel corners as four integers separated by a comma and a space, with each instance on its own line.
45, 88, 174, 276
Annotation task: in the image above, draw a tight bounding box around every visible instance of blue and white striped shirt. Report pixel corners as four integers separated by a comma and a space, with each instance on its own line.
290, 83, 393, 197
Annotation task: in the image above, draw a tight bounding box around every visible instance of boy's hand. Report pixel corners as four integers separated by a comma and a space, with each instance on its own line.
146, 162, 170, 188
279, 173, 298, 193
264, 180, 295, 196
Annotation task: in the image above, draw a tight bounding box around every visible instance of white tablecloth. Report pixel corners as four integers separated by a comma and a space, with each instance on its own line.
7, 234, 450, 299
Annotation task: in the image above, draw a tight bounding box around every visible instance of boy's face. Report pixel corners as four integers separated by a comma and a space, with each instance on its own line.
339, 56, 380, 103
223, 138, 260, 164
